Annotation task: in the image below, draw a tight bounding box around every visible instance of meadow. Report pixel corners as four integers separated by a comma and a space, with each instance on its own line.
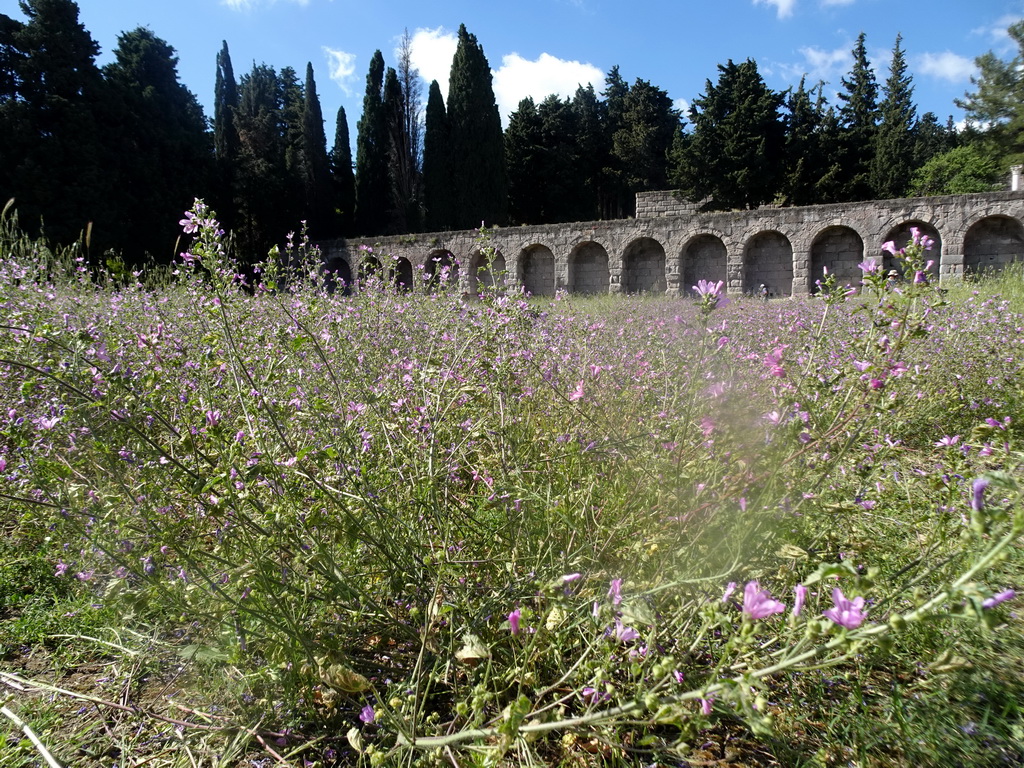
1, 203, 1023, 767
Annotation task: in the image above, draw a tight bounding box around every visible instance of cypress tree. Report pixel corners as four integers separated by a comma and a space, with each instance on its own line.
354, 50, 389, 235
836, 32, 879, 201
422, 79, 452, 230
279, 65, 305, 223
301, 62, 331, 235
570, 84, 605, 222
505, 97, 542, 224
600, 66, 630, 218
213, 40, 239, 226
446, 24, 507, 228
871, 35, 917, 199
611, 78, 679, 209
383, 66, 417, 233
329, 105, 356, 236
782, 78, 841, 206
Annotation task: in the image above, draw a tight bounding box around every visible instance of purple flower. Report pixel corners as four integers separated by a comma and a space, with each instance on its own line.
971, 477, 989, 513
742, 581, 786, 620
359, 705, 376, 724
568, 380, 584, 402
608, 578, 623, 605
859, 259, 880, 274
823, 587, 866, 629
982, 589, 1016, 609
693, 279, 724, 299
612, 619, 640, 643
700, 696, 714, 715
722, 581, 737, 603
880, 242, 899, 256
793, 584, 807, 617
508, 608, 521, 635
54, 561, 69, 577
562, 573, 582, 583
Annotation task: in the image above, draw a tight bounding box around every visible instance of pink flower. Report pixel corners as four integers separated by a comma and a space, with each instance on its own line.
859, 258, 880, 273
700, 696, 714, 715
612, 619, 640, 643
742, 580, 786, 620
792, 584, 807, 616
608, 578, 623, 605
359, 705, 376, 724
693, 279, 724, 299
568, 380, 584, 402
880, 241, 899, 256
982, 589, 1015, 609
508, 608, 521, 635
722, 581, 737, 602
823, 587, 866, 629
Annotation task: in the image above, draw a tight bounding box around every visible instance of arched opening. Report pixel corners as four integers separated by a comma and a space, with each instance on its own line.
518, 244, 555, 297
964, 215, 1024, 275
881, 222, 940, 276
390, 257, 414, 292
322, 258, 352, 295
568, 242, 609, 295
358, 256, 382, 287
622, 237, 667, 294
743, 231, 793, 296
424, 250, 459, 290
681, 234, 727, 295
468, 249, 507, 295
810, 226, 864, 292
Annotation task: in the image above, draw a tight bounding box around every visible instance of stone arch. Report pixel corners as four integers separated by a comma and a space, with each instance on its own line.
810, 226, 864, 291
963, 215, 1024, 275
681, 233, 727, 295
468, 249, 507, 294
881, 221, 941, 276
622, 237, 667, 293
424, 249, 459, 290
568, 241, 609, 295
743, 231, 793, 296
518, 244, 555, 297
322, 257, 352, 295
390, 257, 414, 292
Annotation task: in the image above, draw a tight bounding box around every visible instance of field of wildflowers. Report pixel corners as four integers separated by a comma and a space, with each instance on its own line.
1, 203, 1023, 767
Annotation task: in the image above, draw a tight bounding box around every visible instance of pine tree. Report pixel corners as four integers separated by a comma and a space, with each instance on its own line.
871, 34, 917, 199
600, 66, 630, 218
354, 50, 389, 235
0, 0, 113, 245
956, 20, 1024, 164
104, 27, 212, 263
611, 78, 679, 208
213, 40, 240, 226
505, 97, 543, 224
782, 78, 841, 206
422, 79, 452, 230
836, 32, 879, 201
329, 105, 356, 236
570, 84, 605, 221
446, 24, 507, 228
673, 59, 784, 210
300, 62, 331, 235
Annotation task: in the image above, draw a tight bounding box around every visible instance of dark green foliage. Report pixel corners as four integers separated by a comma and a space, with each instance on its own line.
599, 66, 631, 218
234, 63, 288, 262
383, 66, 418, 233
329, 106, 356, 236
781, 78, 842, 206
611, 78, 680, 204
914, 112, 958, 170
300, 63, 332, 237
956, 20, 1024, 165
911, 144, 1002, 196
570, 84, 605, 220
673, 59, 785, 210
103, 27, 212, 264
836, 32, 879, 201
871, 35, 917, 200
422, 79, 452, 231
505, 97, 543, 224
213, 40, 240, 227
447, 24, 507, 228
0, 0, 115, 247
354, 50, 389, 235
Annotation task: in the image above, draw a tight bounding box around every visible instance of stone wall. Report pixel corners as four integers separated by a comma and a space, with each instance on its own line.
318, 190, 1024, 297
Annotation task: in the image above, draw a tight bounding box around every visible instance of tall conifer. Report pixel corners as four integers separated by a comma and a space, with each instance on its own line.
354, 50, 389, 235
446, 24, 507, 228
836, 32, 879, 201
422, 79, 452, 230
301, 62, 331, 235
329, 106, 356, 236
871, 35, 917, 199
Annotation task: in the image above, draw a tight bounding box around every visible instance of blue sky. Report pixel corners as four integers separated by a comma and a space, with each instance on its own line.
5, 0, 1023, 148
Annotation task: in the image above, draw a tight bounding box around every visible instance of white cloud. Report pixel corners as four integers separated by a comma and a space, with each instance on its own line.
753, 0, 797, 19
673, 97, 690, 117
916, 51, 977, 83
322, 47, 357, 96
410, 27, 459, 101
777, 44, 850, 83
492, 53, 602, 124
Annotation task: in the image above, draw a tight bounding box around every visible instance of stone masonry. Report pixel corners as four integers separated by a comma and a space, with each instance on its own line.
319, 190, 1024, 297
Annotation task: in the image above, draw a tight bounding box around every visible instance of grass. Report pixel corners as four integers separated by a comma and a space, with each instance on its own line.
2, 206, 1024, 766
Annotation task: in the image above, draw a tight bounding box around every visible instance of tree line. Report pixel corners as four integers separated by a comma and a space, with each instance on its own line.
1, 0, 1020, 268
